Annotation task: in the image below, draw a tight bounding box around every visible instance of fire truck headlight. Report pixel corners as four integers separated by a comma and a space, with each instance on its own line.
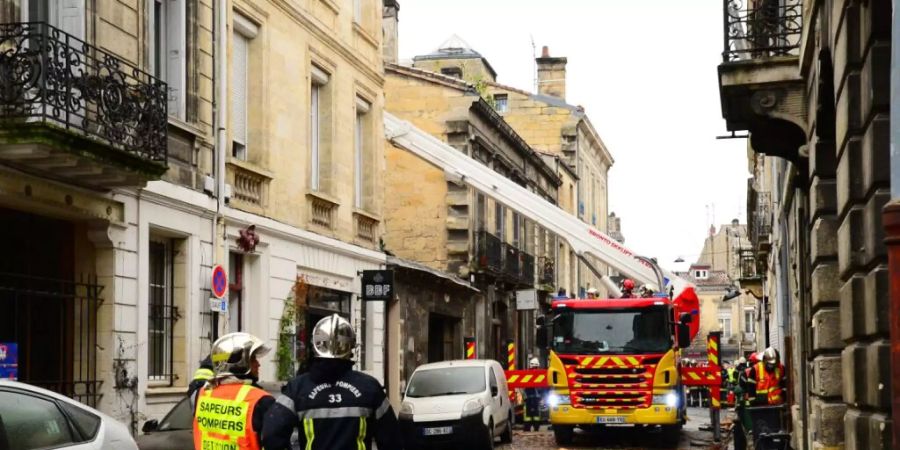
653, 392, 679, 407
548, 393, 570, 407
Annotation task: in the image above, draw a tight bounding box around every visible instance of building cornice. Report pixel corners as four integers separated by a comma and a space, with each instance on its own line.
270, 0, 385, 86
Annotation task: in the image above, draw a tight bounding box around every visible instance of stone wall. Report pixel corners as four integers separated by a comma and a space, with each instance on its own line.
830, 0, 893, 448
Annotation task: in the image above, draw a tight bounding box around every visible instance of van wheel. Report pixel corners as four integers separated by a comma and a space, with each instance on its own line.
484, 419, 495, 450
554, 425, 574, 445
499, 413, 513, 444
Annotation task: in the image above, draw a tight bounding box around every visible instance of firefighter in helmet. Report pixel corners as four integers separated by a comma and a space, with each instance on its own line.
262, 314, 402, 450
746, 347, 785, 406
193, 332, 275, 450
620, 279, 636, 298
522, 356, 543, 431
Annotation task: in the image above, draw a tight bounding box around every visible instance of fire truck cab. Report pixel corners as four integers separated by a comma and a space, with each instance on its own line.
544, 297, 693, 445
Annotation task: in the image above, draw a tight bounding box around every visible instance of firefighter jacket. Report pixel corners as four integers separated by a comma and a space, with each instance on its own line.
193, 381, 274, 450
746, 362, 785, 405
187, 356, 215, 397
261, 359, 403, 450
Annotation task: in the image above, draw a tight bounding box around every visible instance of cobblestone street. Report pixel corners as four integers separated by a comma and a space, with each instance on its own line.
496, 408, 725, 450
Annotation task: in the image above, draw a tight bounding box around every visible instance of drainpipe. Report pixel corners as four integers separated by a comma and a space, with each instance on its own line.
885, 3, 900, 448
211, 0, 228, 339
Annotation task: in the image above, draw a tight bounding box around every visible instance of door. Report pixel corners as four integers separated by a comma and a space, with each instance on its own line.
488, 366, 504, 429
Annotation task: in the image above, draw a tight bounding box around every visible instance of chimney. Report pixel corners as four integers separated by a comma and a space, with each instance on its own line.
536, 46, 567, 100
382, 0, 400, 65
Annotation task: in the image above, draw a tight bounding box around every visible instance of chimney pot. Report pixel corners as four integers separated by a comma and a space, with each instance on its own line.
542, 46, 550, 57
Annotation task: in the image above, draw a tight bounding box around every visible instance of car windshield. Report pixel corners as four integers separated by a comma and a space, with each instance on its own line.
552, 307, 671, 354
405, 366, 486, 398
158, 396, 193, 431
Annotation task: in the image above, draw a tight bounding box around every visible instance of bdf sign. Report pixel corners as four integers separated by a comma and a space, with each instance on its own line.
361, 270, 394, 301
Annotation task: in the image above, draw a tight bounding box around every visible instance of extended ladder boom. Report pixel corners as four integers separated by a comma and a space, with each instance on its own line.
385, 113, 692, 298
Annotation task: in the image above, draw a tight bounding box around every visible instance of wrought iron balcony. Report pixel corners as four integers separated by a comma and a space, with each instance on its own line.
538, 256, 555, 286
503, 243, 520, 280
0, 22, 168, 188
520, 252, 535, 286
723, 0, 802, 62
476, 230, 503, 273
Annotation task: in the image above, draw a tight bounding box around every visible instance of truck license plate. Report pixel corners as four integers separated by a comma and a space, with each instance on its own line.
423, 426, 453, 436
595, 416, 625, 424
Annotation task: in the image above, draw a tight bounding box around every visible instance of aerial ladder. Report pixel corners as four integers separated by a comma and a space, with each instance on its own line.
385, 113, 724, 440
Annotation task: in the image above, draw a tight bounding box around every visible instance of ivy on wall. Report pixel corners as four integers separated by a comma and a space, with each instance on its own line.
276, 275, 309, 380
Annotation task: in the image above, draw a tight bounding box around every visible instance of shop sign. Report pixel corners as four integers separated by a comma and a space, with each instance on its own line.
361, 270, 394, 301
516, 289, 538, 310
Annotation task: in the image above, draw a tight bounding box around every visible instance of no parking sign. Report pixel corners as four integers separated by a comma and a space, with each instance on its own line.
211, 265, 228, 299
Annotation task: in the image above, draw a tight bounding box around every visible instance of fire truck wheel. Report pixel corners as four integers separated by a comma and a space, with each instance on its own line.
553, 425, 574, 445
499, 413, 513, 444
661, 424, 682, 445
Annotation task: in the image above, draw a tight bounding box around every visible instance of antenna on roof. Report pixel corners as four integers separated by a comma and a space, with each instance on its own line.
530, 34, 537, 92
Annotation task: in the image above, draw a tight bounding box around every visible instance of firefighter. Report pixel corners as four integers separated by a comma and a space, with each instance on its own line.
620, 279, 636, 298
586, 287, 599, 299
193, 332, 275, 450
733, 352, 761, 450
639, 284, 657, 298
746, 347, 785, 406
262, 314, 402, 450
522, 357, 543, 432
187, 355, 214, 397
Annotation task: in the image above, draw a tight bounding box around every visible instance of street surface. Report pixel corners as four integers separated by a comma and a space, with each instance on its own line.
496, 408, 725, 450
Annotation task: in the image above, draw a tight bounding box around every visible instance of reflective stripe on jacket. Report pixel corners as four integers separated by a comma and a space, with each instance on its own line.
193, 383, 268, 450
193, 368, 215, 381
753, 362, 784, 405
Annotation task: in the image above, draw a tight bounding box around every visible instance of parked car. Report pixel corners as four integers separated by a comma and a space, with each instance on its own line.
398, 359, 513, 450
136, 395, 193, 450
0, 380, 138, 449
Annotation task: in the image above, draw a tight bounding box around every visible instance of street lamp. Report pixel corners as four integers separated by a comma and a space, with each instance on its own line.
674, 257, 685, 263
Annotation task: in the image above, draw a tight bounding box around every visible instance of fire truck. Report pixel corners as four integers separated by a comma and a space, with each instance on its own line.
385, 113, 722, 445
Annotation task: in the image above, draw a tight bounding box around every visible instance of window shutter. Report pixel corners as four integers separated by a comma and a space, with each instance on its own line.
57, 0, 85, 40
166, 0, 186, 119
231, 32, 248, 148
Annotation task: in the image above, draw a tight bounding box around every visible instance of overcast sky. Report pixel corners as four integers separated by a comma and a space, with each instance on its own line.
396, 0, 749, 272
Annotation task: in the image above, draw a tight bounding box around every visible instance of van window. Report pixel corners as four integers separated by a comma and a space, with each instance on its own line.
406, 367, 487, 397
489, 368, 499, 392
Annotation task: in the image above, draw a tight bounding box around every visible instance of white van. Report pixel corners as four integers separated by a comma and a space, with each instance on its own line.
398, 359, 514, 450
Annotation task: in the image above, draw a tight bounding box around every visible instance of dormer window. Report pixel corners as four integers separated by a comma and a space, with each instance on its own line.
694, 269, 709, 280
441, 67, 462, 78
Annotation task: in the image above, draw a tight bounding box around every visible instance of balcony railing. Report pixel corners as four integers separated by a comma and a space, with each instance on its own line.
521, 252, 535, 285
748, 190, 773, 252
0, 22, 167, 163
503, 243, 520, 280
723, 0, 802, 62
477, 230, 503, 273
538, 256, 555, 286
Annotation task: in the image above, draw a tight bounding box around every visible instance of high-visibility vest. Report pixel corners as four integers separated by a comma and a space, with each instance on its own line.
754, 362, 784, 405
726, 367, 737, 384
193, 383, 268, 450
193, 368, 215, 382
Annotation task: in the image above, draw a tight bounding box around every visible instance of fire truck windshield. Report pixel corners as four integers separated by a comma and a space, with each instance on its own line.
551, 307, 671, 355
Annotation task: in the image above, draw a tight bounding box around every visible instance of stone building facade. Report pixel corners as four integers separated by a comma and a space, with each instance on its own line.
0, 0, 389, 432
382, 63, 562, 371
717, 0, 892, 448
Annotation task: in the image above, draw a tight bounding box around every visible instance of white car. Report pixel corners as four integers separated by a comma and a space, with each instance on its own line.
0, 380, 138, 449
398, 359, 513, 450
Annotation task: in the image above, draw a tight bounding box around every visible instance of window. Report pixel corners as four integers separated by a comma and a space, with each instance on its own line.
441, 67, 462, 78
512, 213, 521, 247
494, 94, 508, 113
353, 0, 362, 23
355, 97, 372, 209
0, 391, 76, 448
149, 240, 174, 383
489, 368, 499, 394
151, 0, 187, 119
476, 194, 486, 230
228, 252, 244, 332
718, 314, 732, 339
744, 309, 756, 334
231, 31, 249, 159
495, 202, 505, 241
310, 66, 331, 192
